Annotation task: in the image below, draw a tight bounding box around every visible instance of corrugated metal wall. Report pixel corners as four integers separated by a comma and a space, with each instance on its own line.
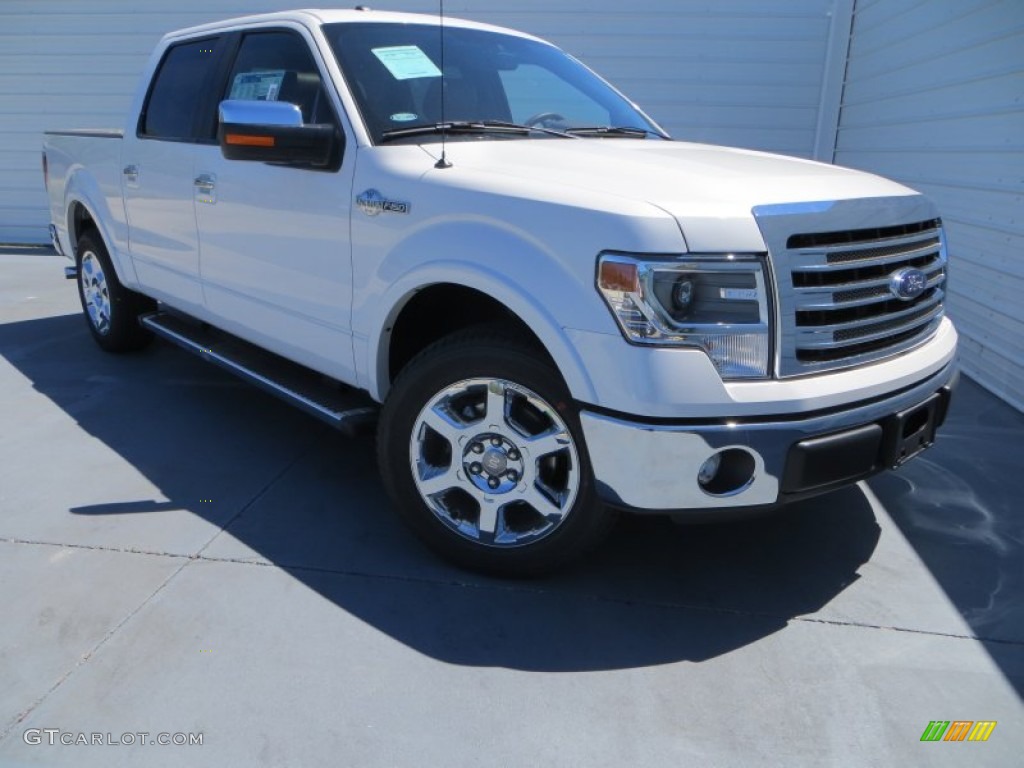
0, 0, 837, 245
2, 1, 1020, 409
834, 0, 1024, 410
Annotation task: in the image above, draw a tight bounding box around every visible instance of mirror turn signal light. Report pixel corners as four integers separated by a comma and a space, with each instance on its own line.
224, 133, 276, 147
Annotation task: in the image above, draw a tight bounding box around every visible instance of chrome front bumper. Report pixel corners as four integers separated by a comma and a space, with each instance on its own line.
580, 361, 958, 515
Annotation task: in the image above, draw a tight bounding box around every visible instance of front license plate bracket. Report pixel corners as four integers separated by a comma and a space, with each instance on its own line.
882, 393, 942, 468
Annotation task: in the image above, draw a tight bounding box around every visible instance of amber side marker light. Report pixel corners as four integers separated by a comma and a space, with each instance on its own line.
598, 260, 640, 293
225, 133, 275, 147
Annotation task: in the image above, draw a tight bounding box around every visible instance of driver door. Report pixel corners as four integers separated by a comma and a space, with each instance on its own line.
194, 28, 356, 382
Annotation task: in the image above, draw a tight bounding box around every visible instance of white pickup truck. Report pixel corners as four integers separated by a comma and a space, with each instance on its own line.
43, 8, 958, 575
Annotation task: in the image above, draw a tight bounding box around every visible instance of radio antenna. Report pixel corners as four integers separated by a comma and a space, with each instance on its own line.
435, 0, 452, 169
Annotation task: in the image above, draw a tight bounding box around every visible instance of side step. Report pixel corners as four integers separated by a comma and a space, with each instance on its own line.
140, 312, 378, 435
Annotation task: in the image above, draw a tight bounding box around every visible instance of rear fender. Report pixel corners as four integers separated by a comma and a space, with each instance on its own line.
64, 168, 139, 288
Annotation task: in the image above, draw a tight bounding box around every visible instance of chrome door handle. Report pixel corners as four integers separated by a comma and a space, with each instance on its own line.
122, 164, 139, 184
193, 174, 216, 192
193, 173, 217, 204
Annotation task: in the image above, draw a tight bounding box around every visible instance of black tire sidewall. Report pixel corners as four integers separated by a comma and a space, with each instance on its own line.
76, 231, 152, 352
377, 331, 612, 576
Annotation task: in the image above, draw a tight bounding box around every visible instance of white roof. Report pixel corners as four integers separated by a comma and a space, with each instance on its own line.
164, 7, 543, 44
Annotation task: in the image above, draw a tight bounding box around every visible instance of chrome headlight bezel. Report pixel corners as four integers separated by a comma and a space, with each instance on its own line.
596, 251, 773, 380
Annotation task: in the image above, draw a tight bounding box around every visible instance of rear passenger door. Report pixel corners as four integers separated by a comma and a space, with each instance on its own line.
122, 36, 226, 314
194, 28, 356, 383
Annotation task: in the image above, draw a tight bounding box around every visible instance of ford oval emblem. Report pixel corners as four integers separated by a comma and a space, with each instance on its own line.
889, 267, 928, 301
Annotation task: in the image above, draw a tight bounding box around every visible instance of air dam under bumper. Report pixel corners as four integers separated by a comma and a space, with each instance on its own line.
580, 362, 957, 516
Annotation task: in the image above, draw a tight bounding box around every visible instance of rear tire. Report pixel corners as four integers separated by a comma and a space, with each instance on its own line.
377, 328, 615, 576
76, 230, 155, 352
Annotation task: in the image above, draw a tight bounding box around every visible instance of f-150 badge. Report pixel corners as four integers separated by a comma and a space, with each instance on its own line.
356, 189, 410, 216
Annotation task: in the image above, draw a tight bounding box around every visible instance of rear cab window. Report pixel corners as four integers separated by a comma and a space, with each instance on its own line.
139, 37, 224, 142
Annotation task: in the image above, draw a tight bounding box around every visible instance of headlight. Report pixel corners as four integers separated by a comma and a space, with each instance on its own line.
597, 252, 772, 379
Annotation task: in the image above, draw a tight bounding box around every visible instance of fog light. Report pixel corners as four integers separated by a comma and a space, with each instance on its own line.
698, 448, 756, 496
698, 453, 722, 486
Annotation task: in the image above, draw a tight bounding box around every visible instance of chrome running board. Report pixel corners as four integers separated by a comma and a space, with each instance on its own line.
140, 311, 377, 435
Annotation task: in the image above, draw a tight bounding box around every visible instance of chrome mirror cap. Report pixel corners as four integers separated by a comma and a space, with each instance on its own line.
218, 99, 303, 127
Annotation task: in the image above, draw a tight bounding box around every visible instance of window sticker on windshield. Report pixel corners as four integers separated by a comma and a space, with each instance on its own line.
229, 70, 286, 101
372, 46, 442, 81
390, 112, 418, 122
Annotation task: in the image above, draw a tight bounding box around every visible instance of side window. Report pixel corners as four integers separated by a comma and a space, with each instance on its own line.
499, 64, 610, 127
141, 38, 222, 140
225, 31, 336, 127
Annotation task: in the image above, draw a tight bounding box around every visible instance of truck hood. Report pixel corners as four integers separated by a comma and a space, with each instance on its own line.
420, 139, 918, 251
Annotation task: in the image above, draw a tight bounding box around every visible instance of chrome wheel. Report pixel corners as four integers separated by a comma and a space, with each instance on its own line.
74, 231, 154, 352
80, 249, 111, 335
409, 377, 580, 548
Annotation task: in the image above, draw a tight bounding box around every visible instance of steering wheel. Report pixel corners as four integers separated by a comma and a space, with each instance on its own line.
524, 111, 568, 129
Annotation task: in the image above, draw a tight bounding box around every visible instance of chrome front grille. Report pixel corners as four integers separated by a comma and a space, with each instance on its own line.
751, 196, 948, 378
787, 220, 946, 368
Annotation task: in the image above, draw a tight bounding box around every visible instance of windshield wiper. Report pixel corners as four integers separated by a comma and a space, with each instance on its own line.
380, 120, 575, 143
564, 126, 669, 139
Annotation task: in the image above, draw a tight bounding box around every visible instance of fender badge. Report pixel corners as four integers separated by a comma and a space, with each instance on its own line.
356, 189, 410, 216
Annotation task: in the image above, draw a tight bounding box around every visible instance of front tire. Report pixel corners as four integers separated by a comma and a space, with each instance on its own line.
76, 230, 154, 352
377, 329, 615, 576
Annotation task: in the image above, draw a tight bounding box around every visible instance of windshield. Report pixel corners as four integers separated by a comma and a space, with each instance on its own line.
323, 22, 666, 144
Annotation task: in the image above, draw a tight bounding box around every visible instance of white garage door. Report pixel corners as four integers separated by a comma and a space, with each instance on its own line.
1, 0, 840, 246
834, 0, 1024, 409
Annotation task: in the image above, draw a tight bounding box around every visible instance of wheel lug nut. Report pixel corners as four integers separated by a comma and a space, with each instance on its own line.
506, 470, 519, 482
470, 442, 484, 454
490, 437, 502, 447
469, 462, 483, 475
507, 449, 520, 461
487, 477, 500, 490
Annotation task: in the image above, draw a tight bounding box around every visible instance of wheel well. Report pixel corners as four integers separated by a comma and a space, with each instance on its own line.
69, 202, 97, 251
386, 284, 552, 385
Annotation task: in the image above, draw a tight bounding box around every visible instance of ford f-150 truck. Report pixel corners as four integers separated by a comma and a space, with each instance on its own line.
43, 8, 958, 575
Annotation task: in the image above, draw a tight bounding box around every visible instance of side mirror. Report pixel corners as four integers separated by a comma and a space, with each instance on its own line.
217, 100, 338, 169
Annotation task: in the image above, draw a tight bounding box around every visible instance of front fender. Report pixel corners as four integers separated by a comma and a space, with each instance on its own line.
359, 243, 601, 405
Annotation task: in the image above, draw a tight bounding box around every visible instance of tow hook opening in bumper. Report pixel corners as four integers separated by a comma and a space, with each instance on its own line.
882, 390, 948, 468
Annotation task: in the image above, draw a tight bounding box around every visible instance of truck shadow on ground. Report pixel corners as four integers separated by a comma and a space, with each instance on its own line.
6, 313, 1014, 676
866, 377, 1024, 695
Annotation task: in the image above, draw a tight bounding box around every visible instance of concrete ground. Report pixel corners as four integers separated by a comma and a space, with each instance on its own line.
0, 248, 1021, 767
